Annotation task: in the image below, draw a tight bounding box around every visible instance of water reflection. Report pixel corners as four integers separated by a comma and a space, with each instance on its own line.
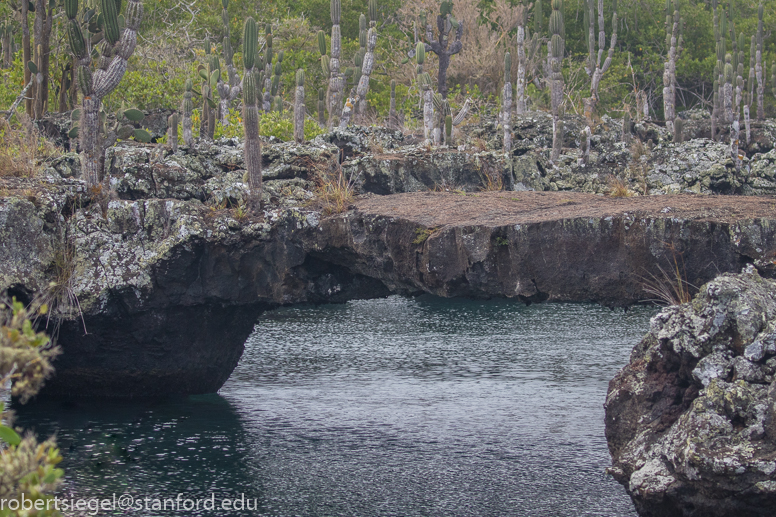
17, 296, 654, 516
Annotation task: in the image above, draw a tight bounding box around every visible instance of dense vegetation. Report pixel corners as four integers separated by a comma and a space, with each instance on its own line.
1, 0, 774, 125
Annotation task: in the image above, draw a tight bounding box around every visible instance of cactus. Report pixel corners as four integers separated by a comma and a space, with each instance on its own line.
579, 126, 591, 166
501, 52, 513, 152
242, 17, 262, 214
215, 0, 243, 125
263, 24, 274, 111
673, 117, 683, 143
549, 0, 564, 163
583, 0, 617, 122
182, 79, 193, 146
65, 0, 144, 187
168, 112, 178, 153
724, 53, 734, 125
755, 1, 764, 120
317, 89, 326, 127
731, 119, 741, 171
663, 0, 682, 137
368, 0, 377, 27
328, 0, 344, 126
534, 0, 543, 36
200, 57, 219, 139
772, 61, 776, 100
30, 0, 54, 120
388, 80, 399, 130
294, 69, 305, 143
1, 21, 14, 69
356, 12, 378, 122
414, 1, 464, 99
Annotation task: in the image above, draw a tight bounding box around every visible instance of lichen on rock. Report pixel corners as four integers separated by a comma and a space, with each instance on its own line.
606, 267, 776, 516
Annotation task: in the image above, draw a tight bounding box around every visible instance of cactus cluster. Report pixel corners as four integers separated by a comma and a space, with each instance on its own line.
354, 0, 378, 123
65, 0, 144, 187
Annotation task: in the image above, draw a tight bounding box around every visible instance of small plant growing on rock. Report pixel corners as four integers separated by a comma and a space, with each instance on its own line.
413, 226, 438, 245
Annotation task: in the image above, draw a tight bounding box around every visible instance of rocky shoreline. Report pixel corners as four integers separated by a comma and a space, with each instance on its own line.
605, 269, 776, 516
5, 112, 776, 515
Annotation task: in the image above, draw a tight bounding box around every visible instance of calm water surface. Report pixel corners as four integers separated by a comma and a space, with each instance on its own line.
17, 296, 656, 516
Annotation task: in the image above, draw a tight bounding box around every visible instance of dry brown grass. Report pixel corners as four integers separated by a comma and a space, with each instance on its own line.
0, 119, 59, 178
641, 244, 696, 306
478, 162, 504, 191
607, 177, 635, 198
315, 151, 361, 215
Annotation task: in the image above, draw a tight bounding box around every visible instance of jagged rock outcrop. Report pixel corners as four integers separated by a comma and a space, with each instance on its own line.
4, 138, 776, 399
605, 268, 776, 516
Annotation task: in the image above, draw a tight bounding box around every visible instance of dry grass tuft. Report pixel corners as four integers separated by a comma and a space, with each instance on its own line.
607, 177, 635, 198
478, 162, 504, 191
0, 119, 59, 178
641, 244, 696, 305
315, 151, 361, 215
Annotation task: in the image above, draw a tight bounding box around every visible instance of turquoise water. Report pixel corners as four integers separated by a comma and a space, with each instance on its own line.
17, 296, 655, 516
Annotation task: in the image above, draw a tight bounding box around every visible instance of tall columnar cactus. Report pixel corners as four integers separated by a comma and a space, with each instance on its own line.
294, 69, 305, 143
200, 56, 219, 139
673, 117, 683, 143
216, 0, 242, 125
182, 79, 193, 146
416, 41, 434, 144
356, 0, 378, 122
388, 80, 399, 129
31, 0, 54, 120
755, 1, 765, 120
724, 53, 734, 125
1, 21, 13, 69
534, 0, 543, 37
65, 0, 144, 187
772, 61, 776, 100
168, 112, 178, 153
549, 0, 564, 163
263, 24, 274, 112
662, 0, 682, 137
515, 9, 540, 116
583, 0, 617, 121
242, 17, 262, 213
318, 89, 326, 126
328, 0, 344, 126
501, 52, 513, 153
418, 0, 463, 99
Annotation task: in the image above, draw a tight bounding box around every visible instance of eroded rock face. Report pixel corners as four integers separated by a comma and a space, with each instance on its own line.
605, 269, 776, 516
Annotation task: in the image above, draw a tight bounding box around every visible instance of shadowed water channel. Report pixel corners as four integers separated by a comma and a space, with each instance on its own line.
17, 296, 656, 516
